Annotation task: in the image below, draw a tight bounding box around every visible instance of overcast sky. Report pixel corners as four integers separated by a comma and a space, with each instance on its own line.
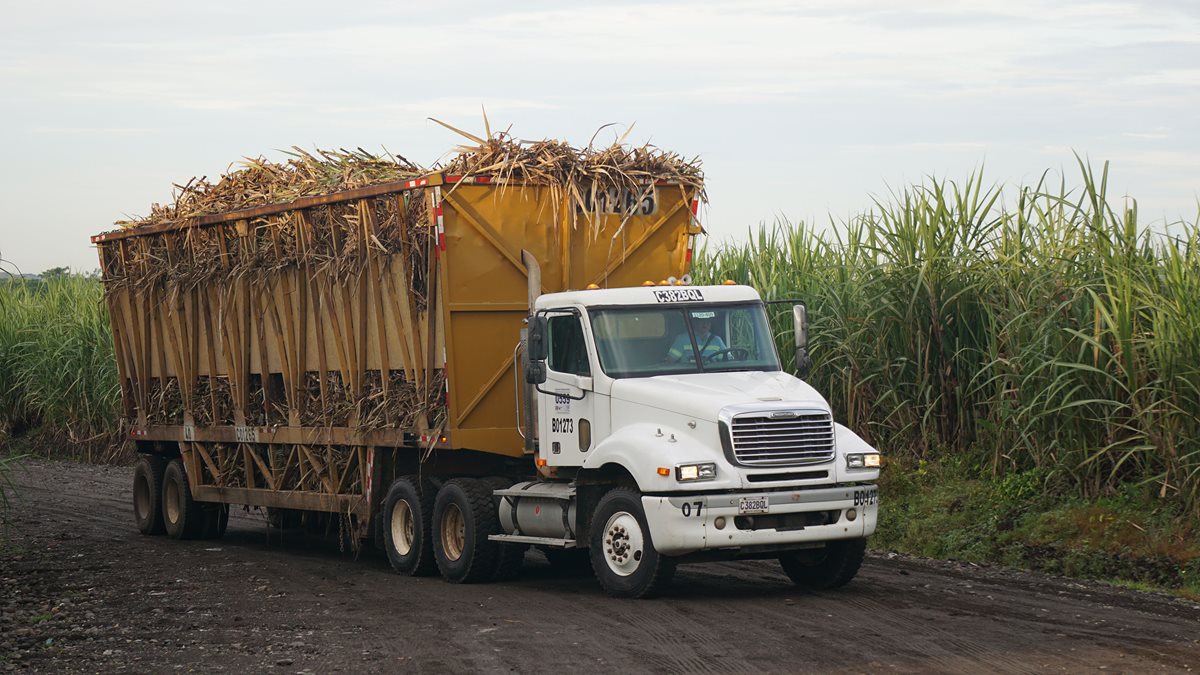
1, 0, 1197, 274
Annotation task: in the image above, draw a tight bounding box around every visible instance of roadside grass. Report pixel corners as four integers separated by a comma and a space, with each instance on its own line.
874, 456, 1200, 599
0, 274, 124, 463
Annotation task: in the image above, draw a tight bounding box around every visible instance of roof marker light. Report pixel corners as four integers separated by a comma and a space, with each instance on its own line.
586, 283, 600, 290
722, 280, 737, 285
642, 280, 656, 287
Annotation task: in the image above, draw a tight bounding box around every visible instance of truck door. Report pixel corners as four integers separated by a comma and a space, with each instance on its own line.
539, 312, 595, 467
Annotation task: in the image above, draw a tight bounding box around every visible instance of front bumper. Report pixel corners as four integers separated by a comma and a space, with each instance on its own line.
642, 485, 878, 556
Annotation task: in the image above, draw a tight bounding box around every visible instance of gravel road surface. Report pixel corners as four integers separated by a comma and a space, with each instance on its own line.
2, 458, 1197, 673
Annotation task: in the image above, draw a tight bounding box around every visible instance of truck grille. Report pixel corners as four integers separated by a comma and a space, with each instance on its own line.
728, 411, 835, 466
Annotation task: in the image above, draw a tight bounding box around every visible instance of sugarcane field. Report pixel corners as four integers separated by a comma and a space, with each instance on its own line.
3, 3, 1200, 674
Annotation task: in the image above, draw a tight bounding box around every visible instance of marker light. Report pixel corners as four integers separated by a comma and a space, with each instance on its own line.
642, 280, 656, 287
657, 467, 671, 476
722, 280, 737, 285
586, 283, 600, 290
536, 458, 548, 467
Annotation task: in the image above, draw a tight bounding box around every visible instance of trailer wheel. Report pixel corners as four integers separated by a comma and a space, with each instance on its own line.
483, 477, 526, 582
132, 454, 167, 535
432, 478, 499, 583
381, 476, 438, 576
589, 488, 675, 599
779, 538, 867, 590
199, 504, 229, 540
162, 458, 204, 540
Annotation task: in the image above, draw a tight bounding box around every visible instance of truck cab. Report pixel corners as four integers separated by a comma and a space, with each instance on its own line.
501, 282, 882, 597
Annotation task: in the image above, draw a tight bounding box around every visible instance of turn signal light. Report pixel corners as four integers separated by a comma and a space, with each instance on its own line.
656, 467, 671, 476
536, 458, 548, 467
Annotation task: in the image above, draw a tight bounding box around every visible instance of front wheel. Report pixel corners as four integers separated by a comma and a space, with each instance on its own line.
589, 488, 675, 599
779, 538, 867, 590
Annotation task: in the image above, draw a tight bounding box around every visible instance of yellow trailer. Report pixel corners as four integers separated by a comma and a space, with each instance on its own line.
94, 171, 702, 542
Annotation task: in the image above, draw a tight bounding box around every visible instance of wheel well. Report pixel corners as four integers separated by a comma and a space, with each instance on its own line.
578, 463, 638, 489
574, 463, 639, 547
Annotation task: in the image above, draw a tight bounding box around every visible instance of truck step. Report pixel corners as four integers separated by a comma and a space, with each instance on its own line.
492, 486, 575, 500
488, 534, 577, 548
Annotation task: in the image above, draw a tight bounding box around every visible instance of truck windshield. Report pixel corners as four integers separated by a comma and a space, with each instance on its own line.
589, 303, 781, 378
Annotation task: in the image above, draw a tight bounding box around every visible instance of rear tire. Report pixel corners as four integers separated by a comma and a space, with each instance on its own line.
779, 538, 867, 590
162, 459, 204, 540
589, 488, 675, 599
199, 503, 229, 540
432, 478, 500, 583
381, 476, 438, 576
132, 454, 167, 535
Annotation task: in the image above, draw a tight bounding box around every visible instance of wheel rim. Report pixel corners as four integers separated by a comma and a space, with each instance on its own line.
133, 473, 151, 523
440, 503, 465, 561
602, 511, 645, 577
164, 477, 180, 525
391, 499, 415, 556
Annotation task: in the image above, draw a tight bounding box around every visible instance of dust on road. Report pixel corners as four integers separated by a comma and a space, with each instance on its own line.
2, 458, 1197, 673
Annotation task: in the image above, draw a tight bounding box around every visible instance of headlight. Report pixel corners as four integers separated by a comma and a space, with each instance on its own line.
676, 462, 717, 482
846, 453, 882, 470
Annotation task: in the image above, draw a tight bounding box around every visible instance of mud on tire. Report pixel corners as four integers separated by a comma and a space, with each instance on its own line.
432, 478, 501, 583
589, 488, 675, 599
381, 476, 438, 576
779, 538, 867, 590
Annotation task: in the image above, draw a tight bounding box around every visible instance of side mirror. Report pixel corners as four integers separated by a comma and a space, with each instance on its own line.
792, 304, 809, 351
525, 361, 547, 385
792, 304, 812, 377
527, 315, 549, 362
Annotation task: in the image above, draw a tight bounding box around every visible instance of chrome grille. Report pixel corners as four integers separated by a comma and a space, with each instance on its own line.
729, 411, 835, 466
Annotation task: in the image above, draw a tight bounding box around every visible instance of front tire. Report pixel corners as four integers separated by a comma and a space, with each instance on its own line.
132, 455, 167, 535
432, 478, 500, 583
589, 488, 675, 599
381, 476, 438, 576
779, 538, 867, 590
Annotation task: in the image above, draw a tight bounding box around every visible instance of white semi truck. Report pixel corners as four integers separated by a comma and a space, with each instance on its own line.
486, 268, 881, 597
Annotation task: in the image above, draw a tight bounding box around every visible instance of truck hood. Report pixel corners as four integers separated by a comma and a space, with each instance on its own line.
609, 371, 829, 422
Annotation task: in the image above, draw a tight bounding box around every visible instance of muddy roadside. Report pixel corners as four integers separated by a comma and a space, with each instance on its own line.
1, 458, 1197, 674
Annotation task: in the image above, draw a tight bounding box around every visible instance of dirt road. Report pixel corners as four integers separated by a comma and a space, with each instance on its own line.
2, 458, 1197, 673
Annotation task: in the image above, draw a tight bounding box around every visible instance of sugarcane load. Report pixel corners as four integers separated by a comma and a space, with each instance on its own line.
93, 125, 881, 598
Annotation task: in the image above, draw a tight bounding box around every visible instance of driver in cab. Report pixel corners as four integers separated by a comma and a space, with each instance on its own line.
666, 313, 726, 363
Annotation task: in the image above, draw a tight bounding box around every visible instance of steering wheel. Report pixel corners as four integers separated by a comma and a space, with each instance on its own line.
703, 348, 750, 363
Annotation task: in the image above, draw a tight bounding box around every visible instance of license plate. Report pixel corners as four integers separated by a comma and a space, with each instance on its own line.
738, 496, 769, 514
